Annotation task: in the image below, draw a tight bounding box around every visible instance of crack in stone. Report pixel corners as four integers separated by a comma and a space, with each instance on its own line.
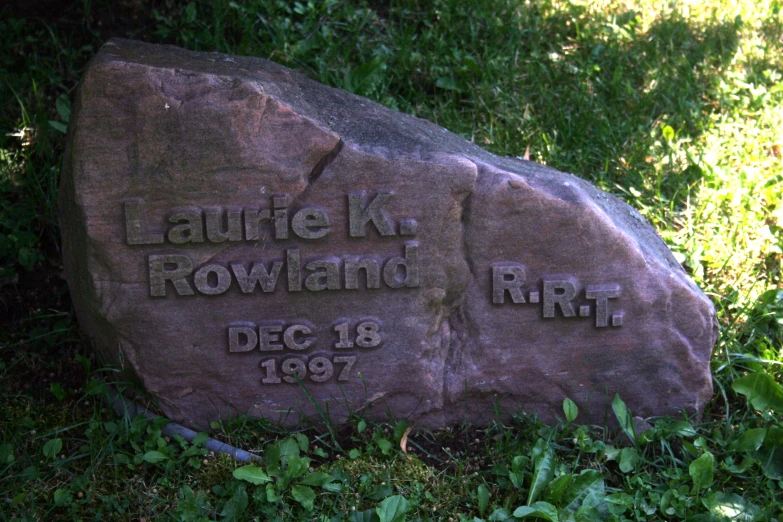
436, 159, 479, 417
294, 137, 344, 204
309, 137, 343, 185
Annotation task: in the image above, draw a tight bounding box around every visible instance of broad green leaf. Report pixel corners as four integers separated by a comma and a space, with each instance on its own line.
561, 469, 604, 511
351, 509, 380, 522
295, 433, 309, 453
670, 420, 697, 438
511, 455, 527, 474
689, 451, 714, 492
0, 444, 15, 464
369, 483, 393, 501
704, 492, 758, 521
142, 450, 168, 463
232, 464, 272, 484
53, 488, 72, 506
56, 95, 71, 122
376, 494, 409, 522
513, 501, 559, 521
278, 437, 300, 463
48, 120, 67, 133
575, 505, 602, 520
292, 485, 316, 511
301, 471, 333, 487
192, 432, 209, 446
220, 485, 248, 522
84, 379, 106, 395
312, 446, 328, 458
735, 428, 766, 452
323, 482, 343, 493
176, 485, 210, 520
563, 398, 578, 422
376, 438, 393, 455
264, 442, 280, 470
22, 466, 39, 481
478, 484, 490, 514
545, 474, 572, 504
43, 438, 62, 460
527, 446, 555, 505
732, 373, 783, 413
357, 420, 367, 433
488, 508, 511, 521
184, 2, 197, 23
611, 394, 636, 444
349, 448, 361, 459
285, 453, 310, 480
581, 489, 608, 511
530, 438, 547, 461
509, 471, 524, 489
393, 421, 408, 443
725, 457, 755, 474
513, 506, 536, 517
619, 447, 640, 473
754, 426, 783, 480
266, 484, 280, 503
49, 382, 66, 401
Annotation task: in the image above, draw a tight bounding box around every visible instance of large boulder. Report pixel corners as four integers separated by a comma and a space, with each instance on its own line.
59, 39, 716, 429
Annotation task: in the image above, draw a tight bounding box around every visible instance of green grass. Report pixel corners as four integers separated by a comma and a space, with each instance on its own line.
1, 0, 782, 520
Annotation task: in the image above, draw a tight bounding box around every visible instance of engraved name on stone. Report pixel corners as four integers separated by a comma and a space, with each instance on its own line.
123, 189, 626, 387
124, 192, 421, 296
492, 265, 624, 328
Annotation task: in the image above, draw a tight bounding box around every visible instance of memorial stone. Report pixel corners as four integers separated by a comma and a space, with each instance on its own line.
59, 39, 717, 429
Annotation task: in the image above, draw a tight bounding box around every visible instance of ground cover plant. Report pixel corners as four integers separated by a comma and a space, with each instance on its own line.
1, 0, 782, 520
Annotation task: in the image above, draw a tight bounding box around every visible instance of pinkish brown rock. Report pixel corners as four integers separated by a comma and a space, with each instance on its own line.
59, 39, 716, 429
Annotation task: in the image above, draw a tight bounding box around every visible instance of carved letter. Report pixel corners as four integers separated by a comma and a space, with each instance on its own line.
243, 208, 271, 241
259, 323, 284, 351
586, 284, 621, 327
231, 261, 283, 293
543, 280, 576, 318
205, 208, 242, 243
283, 324, 314, 350
167, 210, 204, 244
344, 256, 381, 290
287, 249, 302, 292
194, 264, 232, 295
124, 200, 164, 245
292, 207, 331, 240
382, 242, 419, 288
348, 191, 396, 237
492, 264, 526, 304
229, 325, 258, 352
305, 259, 341, 291
148, 254, 194, 297
273, 194, 290, 240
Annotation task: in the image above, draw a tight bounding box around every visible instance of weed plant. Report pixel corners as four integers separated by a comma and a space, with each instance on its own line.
1, 0, 782, 520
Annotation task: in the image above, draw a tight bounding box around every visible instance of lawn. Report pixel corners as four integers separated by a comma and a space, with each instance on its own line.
1, 0, 782, 520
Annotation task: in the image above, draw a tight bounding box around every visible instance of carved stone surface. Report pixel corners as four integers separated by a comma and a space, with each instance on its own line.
60, 39, 716, 429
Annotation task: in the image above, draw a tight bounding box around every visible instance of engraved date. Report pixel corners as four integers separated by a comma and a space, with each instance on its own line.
228, 318, 383, 352
260, 354, 357, 384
